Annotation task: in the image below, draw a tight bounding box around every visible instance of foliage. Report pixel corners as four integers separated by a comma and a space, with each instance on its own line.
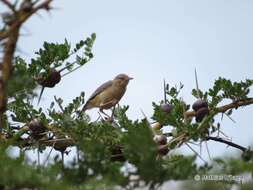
0, 1, 253, 189
0, 32, 252, 189
2, 45, 253, 189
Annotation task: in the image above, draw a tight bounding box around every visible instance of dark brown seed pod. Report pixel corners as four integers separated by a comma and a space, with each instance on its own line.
54, 141, 68, 152
28, 118, 46, 138
158, 145, 169, 155
37, 69, 61, 88
195, 107, 209, 122
192, 99, 208, 112
161, 104, 173, 113
154, 135, 167, 145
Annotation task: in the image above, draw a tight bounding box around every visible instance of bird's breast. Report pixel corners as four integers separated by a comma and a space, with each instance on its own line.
99, 85, 126, 103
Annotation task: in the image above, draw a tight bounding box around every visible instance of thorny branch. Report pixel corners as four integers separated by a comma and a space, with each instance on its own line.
1, 0, 16, 13
3, 125, 250, 164
0, 0, 53, 40
184, 98, 253, 118
205, 136, 247, 152
0, 0, 53, 129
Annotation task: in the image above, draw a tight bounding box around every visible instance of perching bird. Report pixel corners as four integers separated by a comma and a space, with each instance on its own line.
81, 73, 133, 119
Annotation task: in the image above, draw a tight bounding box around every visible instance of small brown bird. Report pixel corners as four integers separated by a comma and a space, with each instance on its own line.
81, 74, 133, 119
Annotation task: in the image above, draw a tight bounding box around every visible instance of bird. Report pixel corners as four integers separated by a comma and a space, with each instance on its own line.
81, 73, 133, 119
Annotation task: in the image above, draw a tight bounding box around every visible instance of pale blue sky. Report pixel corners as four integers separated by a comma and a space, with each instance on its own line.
9, 0, 253, 160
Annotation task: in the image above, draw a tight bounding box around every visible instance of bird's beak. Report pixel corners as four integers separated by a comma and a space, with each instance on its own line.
128, 77, 133, 80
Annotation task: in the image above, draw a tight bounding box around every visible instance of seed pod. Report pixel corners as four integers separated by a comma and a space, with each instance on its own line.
192, 99, 208, 112
158, 145, 169, 155
161, 104, 173, 113
54, 141, 68, 152
195, 107, 209, 122
28, 118, 46, 138
154, 135, 167, 145
37, 69, 61, 88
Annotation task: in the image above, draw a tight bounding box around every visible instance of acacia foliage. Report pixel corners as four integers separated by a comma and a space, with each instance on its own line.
0, 34, 252, 189
1, 1, 253, 189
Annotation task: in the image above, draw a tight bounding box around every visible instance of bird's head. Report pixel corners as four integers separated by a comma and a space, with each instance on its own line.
114, 73, 133, 86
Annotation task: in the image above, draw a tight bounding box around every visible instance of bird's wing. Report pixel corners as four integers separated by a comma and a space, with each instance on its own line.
86, 80, 113, 103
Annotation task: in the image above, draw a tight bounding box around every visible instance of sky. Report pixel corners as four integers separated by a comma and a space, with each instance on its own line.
2, 0, 253, 166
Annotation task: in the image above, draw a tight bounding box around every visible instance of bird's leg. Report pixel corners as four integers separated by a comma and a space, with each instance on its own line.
99, 99, 118, 122
99, 108, 111, 119
110, 106, 116, 120
109, 100, 118, 121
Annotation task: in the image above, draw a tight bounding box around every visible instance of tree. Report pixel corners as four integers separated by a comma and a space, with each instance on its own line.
0, 1, 253, 189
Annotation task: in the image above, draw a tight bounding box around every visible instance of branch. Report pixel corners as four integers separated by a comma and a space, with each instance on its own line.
0, 0, 53, 40
0, 0, 53, 129
40, 138, 74, 147
0, 29, 19, 129
184, 98, 253, 118
32, 0, 52, 13
1, 0, 16, 12
205, 136, 247, 152
4, 135, 127, 162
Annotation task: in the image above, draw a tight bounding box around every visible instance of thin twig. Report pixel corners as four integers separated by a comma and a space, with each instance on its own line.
205, 136, 247, 152
61, 151, 64, 169
37, 148, 40, 166
76, 146, 80, 163
54, 96, 64, 112
140, 109, 151, 124
61, 58, 91, 78
218, 129, 230, 139
224, 112, 236, 123
61, 64, 83, 78
167, 133, 187, 147
205, 141, 212, 160
94, 114, 101, 122
200, 141, 202, 156
1, 0, 16, 12
188, 141, 201, 146
43, 140, 56, 166
18, 97, 33, 119
185, 142, 207, 163
58, 61, 77, 73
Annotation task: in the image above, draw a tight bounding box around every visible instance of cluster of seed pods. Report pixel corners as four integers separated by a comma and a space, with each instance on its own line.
192, 99, 209, 122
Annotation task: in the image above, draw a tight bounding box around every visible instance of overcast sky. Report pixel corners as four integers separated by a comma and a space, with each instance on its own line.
4, 0, 253, 162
